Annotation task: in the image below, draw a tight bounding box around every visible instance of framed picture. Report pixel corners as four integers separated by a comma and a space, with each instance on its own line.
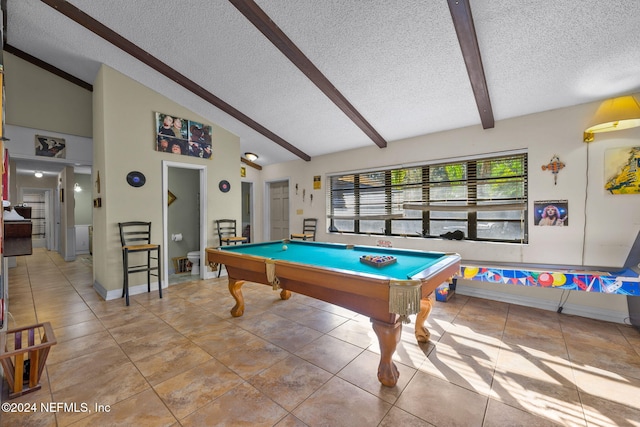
534, 200, 568, 226
35, 135, 66, 158
155, 112, 213, 159
604, 146, 640, 194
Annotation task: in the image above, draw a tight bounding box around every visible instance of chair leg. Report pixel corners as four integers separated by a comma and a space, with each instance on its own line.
123, 248, 130, 306
122, 250, 126, 298
147, 251, 151, 293
157, 246, 162, 299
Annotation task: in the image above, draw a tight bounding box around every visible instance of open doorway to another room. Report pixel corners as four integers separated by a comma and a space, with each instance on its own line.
241, 181, 253, 243
162, 161, 207, 286
19, 188, 55, 251
72, 173, 93, 257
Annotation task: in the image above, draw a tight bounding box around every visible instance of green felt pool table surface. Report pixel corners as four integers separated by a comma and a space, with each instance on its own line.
218, 240, 447, 280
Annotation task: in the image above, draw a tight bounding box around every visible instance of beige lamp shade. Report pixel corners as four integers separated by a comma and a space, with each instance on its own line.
584, 95, 640, 142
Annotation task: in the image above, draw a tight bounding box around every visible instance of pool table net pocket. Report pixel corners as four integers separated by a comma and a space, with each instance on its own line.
265, 259, 281, 290
389, 280, 422, 323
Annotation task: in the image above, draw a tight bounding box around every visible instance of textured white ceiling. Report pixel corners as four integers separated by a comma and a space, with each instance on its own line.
6, 0, 640, 173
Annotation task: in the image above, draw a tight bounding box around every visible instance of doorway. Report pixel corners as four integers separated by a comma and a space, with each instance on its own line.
162, 161, 207, 286
267, 180, 289, 240
241, 182, 253, 243
20, 188, 55, 250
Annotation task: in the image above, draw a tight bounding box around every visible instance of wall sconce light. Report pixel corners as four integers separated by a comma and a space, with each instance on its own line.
74, 183, 82, 192
244, 152, 258, 162
34, 171, 43, 178
584, 95, 640, 142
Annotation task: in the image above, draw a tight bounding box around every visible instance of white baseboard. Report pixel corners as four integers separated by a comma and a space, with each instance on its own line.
455, 284, 628, 324
93, 280, 107, 300
95, 280, 166, 301
203, 265, 227, 279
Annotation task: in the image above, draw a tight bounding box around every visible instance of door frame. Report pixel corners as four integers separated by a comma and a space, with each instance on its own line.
162, 160, 207, 285
264, 178, 290, 241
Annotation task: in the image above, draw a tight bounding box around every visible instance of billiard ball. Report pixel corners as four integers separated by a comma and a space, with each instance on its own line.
282, 245, 288, 251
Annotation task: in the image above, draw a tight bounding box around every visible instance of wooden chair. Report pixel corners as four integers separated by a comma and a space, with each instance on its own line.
291, 218, 318, 241
215, 219, 248, 276
118, 222, 162, 306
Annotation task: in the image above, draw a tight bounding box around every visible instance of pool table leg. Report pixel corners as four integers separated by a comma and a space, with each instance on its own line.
371, 319, 402, 387
415, 293, 435, 343
228, 279, 246, 317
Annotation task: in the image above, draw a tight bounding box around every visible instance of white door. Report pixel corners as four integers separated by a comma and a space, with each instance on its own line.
269, 181, 289, 240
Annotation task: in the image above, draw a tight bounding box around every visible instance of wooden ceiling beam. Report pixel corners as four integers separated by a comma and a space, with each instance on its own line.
39, 0, 311, 161
229, 0, 388, 149
241, 157, 262, 170
447, 0, 494, 129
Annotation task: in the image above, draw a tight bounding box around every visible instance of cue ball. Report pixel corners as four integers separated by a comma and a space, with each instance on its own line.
282, 244, 288, 251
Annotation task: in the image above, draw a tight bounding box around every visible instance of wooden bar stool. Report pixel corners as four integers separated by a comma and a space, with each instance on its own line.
291, 218, 318, 241
215, 219, 248, 276
118, 221, 162, 306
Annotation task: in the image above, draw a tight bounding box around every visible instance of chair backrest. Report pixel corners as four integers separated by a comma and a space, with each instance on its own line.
118, 222, 152, 247
303, 218, 317, 237
216, 219, 238, 240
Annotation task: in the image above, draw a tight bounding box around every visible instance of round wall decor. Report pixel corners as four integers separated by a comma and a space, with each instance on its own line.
219, 180, 231, 193
126, 171, 146, 187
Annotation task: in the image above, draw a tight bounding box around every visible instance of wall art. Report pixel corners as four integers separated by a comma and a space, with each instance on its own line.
604, 146, 640, 194
155, 112, 212, 159
35, 135, 66, 158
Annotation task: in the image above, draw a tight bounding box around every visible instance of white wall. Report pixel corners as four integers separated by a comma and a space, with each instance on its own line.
5, 124, 93, 167
75, 225, 90, 254
258, 95, 640, 323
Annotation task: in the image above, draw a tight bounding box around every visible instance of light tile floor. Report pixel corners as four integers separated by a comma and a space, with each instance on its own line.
1, 248, 639, 426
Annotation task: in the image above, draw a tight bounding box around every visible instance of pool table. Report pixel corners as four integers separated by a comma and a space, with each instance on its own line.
206, 240, 460, 387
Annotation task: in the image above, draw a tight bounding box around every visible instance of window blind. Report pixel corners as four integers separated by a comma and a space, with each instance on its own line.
328, 153, 528, 242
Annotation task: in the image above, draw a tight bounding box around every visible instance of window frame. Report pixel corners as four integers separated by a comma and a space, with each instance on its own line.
327, 152, 528, 243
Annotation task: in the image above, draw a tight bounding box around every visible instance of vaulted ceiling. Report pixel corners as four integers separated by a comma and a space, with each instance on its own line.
5, 0, 640, 172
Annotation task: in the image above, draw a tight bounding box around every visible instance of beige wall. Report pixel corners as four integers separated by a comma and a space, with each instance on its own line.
4, 52, 92, 137
257, 94, 640, 322
92, 65, 241, 295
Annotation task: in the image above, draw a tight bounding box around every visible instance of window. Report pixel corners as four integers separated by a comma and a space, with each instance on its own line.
328, 153, 528, 243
